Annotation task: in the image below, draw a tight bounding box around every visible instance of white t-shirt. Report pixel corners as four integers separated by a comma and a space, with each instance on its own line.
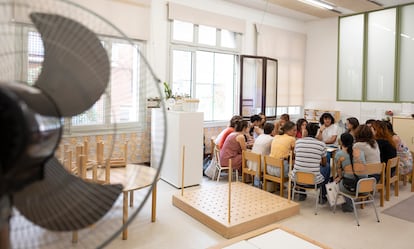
247, 134, 273, 172
319, 124, 338, 146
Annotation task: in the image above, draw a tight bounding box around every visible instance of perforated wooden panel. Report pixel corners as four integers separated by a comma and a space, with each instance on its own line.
173, 182, 299, 238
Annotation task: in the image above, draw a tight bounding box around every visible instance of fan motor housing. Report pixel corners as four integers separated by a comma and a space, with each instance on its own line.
0, 83, 62, 196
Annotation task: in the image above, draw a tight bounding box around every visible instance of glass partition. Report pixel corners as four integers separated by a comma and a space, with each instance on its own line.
337, 14, 364, 101
366, 8, 396, 101
398, 4, 414, 102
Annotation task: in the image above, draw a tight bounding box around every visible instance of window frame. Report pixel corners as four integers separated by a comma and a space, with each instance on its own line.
22, 25, 147, 136
169, 20, 241, 123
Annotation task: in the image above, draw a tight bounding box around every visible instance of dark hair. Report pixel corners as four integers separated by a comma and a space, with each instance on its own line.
280, 121, 296, 135
234, 120, 248, 132
354, 124, 376, 149
384, 121, 396, 135
250, 114, 262, 123
280, 113, 290, 121
340, 133, 354, 167
346, 117, 359, 130
263, 123, 275, 135
306, 123, 319, 137
365, 119, 376, 126
229, 115, 242, 128
319, 112, 335, 125
296, 118, 308, 131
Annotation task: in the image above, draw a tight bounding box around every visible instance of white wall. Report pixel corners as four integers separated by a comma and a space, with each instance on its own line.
304, 18, 413, 123
148, 0, 307, 82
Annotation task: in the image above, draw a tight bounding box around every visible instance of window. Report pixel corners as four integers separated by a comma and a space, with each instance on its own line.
26, 28, 144, 134
338, 4, 414, 102
170, 20, 240, 121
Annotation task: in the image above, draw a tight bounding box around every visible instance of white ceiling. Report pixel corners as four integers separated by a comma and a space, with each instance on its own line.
224, 0, 414, 21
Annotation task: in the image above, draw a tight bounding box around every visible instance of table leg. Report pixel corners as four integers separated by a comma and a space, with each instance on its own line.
129, 190, 134, 207
151, 182, 157, 222
122, 191, 128, 240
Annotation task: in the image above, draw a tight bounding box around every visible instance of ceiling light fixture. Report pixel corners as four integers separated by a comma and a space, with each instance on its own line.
298, 0, 335, 10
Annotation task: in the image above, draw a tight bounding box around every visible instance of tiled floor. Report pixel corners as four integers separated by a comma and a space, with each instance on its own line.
106, 177, 414, 249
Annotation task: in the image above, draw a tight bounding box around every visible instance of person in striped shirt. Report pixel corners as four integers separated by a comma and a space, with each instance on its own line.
292, 122, 329, 203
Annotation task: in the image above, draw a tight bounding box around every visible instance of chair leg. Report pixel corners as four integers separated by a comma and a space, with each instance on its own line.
263, 179, 267, 191
379, 189, 384, 207
395, 181, 399, 197
386, 182, 390, 201
402, 174, 408, 186
280, 181, 284, 197
351, 199, 360, 226
216, 168, 222, 182
371, 196, 380, 223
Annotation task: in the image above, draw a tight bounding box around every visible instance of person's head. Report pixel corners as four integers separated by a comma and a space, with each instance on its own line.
258, 112, 266, 126
296, 118, 308, 132
340, 133, 355, 166
340, 133, 354, 149
372, 120, 395, 148
346, 117, 359, 132
263, 122, 275, 135
306, 123, 320, 138
229, 115, 242, 128
354, 124, 376, 148
234, 120, 249, 132
250, 114, 262, 126
319, 113, 335, 126
280, 113, 290, 122
365, 119, 376, 127
280, 121, 297, 136
384, 121, 396, 135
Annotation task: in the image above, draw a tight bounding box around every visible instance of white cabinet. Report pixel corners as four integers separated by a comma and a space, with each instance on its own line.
151, 109, 203, 188
392, 117, 414, 152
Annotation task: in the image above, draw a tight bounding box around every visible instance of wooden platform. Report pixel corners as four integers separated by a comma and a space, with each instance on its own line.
172, 182, 300, 238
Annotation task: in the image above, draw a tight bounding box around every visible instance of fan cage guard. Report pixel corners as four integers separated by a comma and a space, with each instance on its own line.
0, 0, 167, 248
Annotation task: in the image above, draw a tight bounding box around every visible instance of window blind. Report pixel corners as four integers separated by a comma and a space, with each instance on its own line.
256, 24, 306, 106
168, 2, 245, 34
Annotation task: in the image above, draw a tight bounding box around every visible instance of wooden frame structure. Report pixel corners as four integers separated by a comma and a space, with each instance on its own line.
172, 182, 299, 239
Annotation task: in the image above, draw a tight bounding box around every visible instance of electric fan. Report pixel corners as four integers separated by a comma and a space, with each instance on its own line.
0, 0, 166, 248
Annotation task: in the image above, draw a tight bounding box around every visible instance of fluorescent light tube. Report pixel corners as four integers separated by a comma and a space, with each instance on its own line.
298, 0, 334, 10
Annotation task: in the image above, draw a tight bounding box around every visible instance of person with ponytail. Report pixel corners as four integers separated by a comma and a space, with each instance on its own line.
334, 133, 367, 212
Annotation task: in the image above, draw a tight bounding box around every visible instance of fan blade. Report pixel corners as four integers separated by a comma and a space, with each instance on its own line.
30, 12, 110, 117
13, 157, 123, 231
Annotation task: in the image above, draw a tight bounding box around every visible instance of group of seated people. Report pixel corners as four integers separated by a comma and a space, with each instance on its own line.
213, 112, 413, 213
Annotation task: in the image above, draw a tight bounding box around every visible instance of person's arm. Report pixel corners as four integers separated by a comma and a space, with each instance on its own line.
320, 156, 327, 166
334, 157, 343, 183
316, 126, 324, 141
236, 134, 247, 151
254, 126, 263, 136
325, 135, 337, 145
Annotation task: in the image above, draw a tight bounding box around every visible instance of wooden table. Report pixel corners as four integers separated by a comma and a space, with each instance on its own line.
109, 164, 159, 240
